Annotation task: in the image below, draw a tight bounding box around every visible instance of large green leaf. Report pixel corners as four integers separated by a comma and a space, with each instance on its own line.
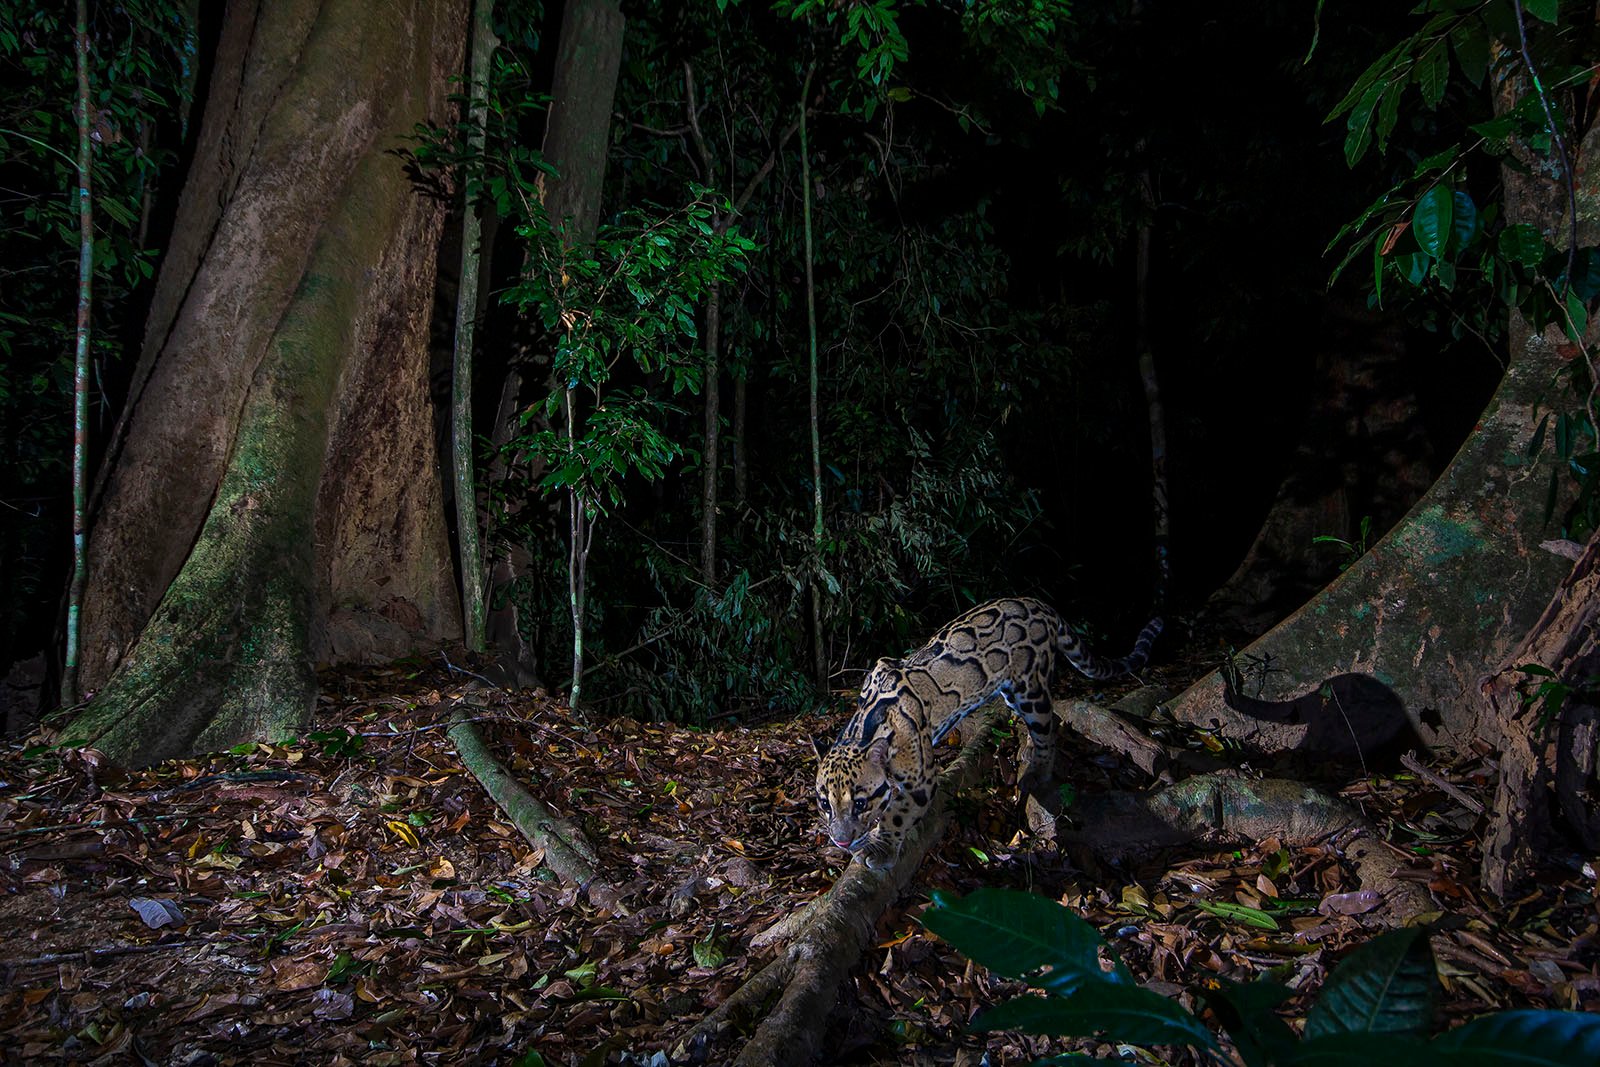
1432, 1009, 1600, 1065
1304, 926, 1436, 1040
1523, 0, 1558, 25
1498, 223, 1545, 267
1449, 16, 1488, 87
922, 889, 1127, 994
1283, 1033, 1435, 1067
1414, 41, 1448, 108
972, 985, 1219, 1052
1413, 186, 1453, 258
1202, 977, 1297, 1067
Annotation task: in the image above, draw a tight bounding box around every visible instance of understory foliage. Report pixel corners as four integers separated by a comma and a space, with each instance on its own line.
0, 2, 190, 673
924, 887, 1600, 1065
431, 0, 1088, 722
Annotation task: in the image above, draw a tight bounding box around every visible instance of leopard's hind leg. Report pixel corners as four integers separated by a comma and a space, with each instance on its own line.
1006, 683, 1058, 795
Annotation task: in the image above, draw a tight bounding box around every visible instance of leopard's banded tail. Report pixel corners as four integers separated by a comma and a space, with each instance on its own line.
1057, 616, 1163, 681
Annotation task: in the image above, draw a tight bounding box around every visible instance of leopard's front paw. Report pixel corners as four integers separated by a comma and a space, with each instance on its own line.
856, 835, 898, 871
1018, 760, 1054, 797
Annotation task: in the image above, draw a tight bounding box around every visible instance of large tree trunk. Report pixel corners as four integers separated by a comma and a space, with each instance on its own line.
68, 0, 467, 765
1169, 71, 1597, 761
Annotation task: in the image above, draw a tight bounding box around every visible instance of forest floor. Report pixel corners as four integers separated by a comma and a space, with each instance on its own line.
1, 653, 1597, 1066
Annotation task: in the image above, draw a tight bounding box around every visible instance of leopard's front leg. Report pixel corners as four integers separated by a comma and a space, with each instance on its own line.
857, 779, 935, 870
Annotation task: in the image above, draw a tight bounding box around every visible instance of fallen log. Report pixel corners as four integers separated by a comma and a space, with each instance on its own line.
446, 702, 623, 912
676, 703, 1002, 1067
1061, 772, 1432, 922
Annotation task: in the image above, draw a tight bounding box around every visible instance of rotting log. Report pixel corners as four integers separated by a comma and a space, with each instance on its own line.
675, 704, 1001, 1067
446, 703, 623, 912
1061, 773, 1432, 923
1057, 691, 1177, 778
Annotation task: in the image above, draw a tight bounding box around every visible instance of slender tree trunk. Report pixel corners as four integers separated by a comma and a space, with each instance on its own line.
799, 68, 825, 692
732, 371, 749, 506
700, 282, 723, 584
1134, 167, 1169, 609
63, 0, 92, 705
685, 62, 805, 585
565, 386, 588, 716
451, 0, 499, 654
69, 0, 467, 765
481, 0, 621, 703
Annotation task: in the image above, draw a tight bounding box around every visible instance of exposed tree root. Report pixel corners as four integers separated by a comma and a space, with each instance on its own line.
446, 703, 622, 912
677, 705, 1001, 1066
1062, 772, 1431, 923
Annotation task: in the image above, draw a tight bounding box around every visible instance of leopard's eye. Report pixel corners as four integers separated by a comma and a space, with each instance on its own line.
852, 797, 868, 816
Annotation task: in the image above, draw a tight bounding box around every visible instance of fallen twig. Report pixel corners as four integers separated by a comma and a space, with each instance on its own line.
1400, 750, 1486, 816
3, 938, 200, 973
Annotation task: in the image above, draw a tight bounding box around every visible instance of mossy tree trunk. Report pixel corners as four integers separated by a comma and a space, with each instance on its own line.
1169, 63, 1597, 764
69, 0, 467, 765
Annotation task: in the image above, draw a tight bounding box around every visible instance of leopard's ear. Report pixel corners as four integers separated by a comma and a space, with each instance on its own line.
810, 733, 832, 761
865, 735, 891, 767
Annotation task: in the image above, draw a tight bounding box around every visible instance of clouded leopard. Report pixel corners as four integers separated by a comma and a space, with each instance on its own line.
813, 597, 1162, 869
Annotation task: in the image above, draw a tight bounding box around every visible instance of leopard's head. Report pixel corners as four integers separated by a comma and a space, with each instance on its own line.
812, 732, 893, 855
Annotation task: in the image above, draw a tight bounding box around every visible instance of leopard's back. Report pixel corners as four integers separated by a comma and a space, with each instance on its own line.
815, 596, 1161, 869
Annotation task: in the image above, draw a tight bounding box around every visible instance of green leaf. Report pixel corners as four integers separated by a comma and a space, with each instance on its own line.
1193, 899, 1280, 930
1414, 42, 1448, 108
1563, 289, 1588, 343
1522, 0, 1558, 25
1202, 978, 1298, 1067
921, 888, 1127, 995
1413, 186, 1453, 258
1450, 190, 1478, 252
1433, 1009, 1600, 1065
1304, 926, 1436, 1040
1344, 80, 1386, 166
1449, 16, 1488, 87
972, 985, 1219, 1051
1283, 1033, 1434, 1067
1498, 224, 1545, 267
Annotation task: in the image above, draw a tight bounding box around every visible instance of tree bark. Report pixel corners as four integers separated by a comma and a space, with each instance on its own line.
538, 0, 624, 247
1478, 531, 1600, 898
69, 0, 466, 764
1170, 98, 1599, 758
451, 0, 499, 655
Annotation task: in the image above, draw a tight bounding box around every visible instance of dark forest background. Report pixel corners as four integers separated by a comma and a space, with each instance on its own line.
0, 0, 1529, 725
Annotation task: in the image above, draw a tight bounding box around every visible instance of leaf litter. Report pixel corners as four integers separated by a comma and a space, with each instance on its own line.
0, 657, 1594, 1064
